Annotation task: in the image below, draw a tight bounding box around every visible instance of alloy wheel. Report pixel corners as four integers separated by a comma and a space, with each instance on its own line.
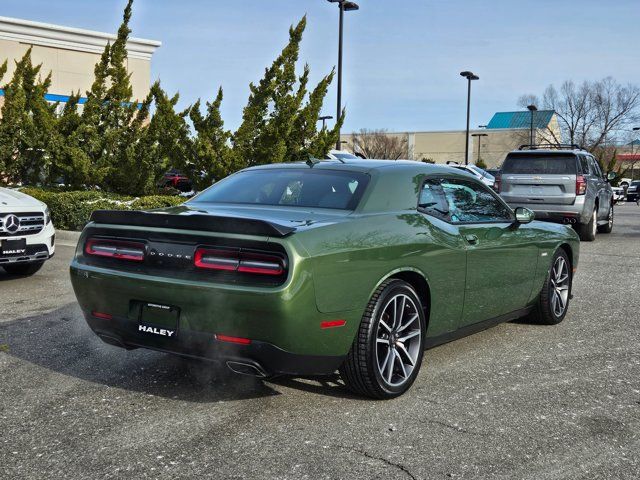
591, 209, 597, 237
549, 256, 570, 318
608, 206, 613, 228
375, 293, 422, 387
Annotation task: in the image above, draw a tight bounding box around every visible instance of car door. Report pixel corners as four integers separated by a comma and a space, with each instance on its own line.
587, 155, 611, 220
438, 177, 540, 326
415, 179, 468, 336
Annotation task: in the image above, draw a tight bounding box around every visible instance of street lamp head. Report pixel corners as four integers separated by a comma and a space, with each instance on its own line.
329, 0, 359, 10
527, 105, 538, 112
318, 115, 333, 121
633, 127, 640, 131
460, 71, 479, 80
478, 125, 487, 128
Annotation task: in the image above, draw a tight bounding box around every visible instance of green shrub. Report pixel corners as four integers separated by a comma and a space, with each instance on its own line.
20, 188, 185, 231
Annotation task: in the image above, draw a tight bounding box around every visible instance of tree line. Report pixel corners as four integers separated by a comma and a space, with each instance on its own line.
519, 79, 640, 153
0, 0, 342, 195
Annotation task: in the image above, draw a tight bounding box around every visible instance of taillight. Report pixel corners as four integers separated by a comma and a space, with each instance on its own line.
214, 334, 251, 345
194, 248, 239, 271
493, 175, 501, 193
576, 175, 587, 195
85, 238, 146, 262
195, 247, 285, 276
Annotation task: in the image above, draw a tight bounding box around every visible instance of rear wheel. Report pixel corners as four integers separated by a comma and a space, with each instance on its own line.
597, 204, 614, 233
2, 262, 44, 276
576, 207, 597, 241
340, 279, 426, 399
528, 249, 572, 325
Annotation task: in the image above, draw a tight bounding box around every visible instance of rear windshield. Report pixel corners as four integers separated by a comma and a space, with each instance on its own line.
191, 169, 370, 210
502, 154, 577, 175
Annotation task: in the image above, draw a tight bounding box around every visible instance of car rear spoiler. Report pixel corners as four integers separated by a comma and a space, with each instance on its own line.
89, 210, 297, 237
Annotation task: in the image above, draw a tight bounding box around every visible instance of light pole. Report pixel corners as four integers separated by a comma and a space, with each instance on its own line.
471, 133, 488, 164
318, 115, 333, 130
527, 104, 538, 146
632, 127, 640, 180
460, 71, 479, 165
328, 0, 359, 150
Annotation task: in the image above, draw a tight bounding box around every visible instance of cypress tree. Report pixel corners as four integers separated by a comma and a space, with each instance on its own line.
230, 17, 342, 169
189, 87, 232, 189
0, 49, 56, 184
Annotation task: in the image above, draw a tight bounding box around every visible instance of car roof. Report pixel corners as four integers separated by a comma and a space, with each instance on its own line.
506, 149, 586, 156
244, 159, 460, 175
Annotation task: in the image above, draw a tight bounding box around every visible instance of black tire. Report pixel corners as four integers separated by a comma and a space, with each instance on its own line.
340, 279, 426, 399
2, 262, 44, 276
597, 203, 614, 234
527, 249, 572, 325
575, 207, 597, 241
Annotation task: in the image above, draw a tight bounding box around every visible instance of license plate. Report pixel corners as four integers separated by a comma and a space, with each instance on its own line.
138, 302, 179, 338
1, 238, 27, 256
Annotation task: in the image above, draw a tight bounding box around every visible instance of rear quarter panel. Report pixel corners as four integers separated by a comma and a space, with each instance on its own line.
294, 212, 468, 337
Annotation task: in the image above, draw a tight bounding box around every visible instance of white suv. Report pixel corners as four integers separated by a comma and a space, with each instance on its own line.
0, 188, 55, 275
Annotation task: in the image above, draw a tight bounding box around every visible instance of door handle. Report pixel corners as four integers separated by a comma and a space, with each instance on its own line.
464, 234, 479, 245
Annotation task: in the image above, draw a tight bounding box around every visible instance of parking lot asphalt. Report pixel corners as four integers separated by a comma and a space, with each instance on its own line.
1, 205, 639, 480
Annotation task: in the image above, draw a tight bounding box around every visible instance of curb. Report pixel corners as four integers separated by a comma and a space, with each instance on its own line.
56, 230, 81, 245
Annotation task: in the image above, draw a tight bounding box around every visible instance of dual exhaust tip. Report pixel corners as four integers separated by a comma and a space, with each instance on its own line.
563, 217, 577, 224
226, 361, 267, 378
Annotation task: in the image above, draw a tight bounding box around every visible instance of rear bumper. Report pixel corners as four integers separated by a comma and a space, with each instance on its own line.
84, 310, 345, 376
0, 223, 55, 265
505, 202, 588, 224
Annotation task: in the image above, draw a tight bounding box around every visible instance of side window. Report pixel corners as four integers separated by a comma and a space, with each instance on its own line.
588, 157, 603, 178
440, 178, 513, 223
579, 155, 591, 175
418, 180, 449, 220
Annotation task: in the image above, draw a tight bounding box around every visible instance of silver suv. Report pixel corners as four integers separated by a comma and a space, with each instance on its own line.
497, 145, 615, 241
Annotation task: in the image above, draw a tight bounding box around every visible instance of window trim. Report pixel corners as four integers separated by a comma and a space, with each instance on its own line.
416, 175, 515, 225
189, 168, 371, 211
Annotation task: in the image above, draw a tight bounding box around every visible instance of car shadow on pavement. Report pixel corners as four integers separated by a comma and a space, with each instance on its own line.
0, 303, 283, 403
269, 375, 362, 400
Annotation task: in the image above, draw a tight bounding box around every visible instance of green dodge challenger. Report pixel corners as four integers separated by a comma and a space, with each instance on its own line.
70, 160, 579, 399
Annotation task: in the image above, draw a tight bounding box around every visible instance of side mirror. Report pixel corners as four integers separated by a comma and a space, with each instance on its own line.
514, 207, 535, 224
607, 172, 616, 181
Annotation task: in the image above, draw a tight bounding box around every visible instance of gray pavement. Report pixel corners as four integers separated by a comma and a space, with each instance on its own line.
1, 205, 639, 479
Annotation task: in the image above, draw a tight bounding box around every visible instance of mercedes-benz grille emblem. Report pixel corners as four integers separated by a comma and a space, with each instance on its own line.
4, 214, 20, 234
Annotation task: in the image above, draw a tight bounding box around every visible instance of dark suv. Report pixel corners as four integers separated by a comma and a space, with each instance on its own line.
497, 145, 615, 241
626, 180, 640, 203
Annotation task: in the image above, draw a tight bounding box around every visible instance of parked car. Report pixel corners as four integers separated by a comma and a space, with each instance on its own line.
619, 178, 632, 189
611, 186, 625, 204
325, 149, 361, 161
158, 169, 193, 193
0, 187, 55, 275
70, 160, 579, 399
497, 145, 615, 241
626, 180, 640, 203
486, 168, 501, 177
451, 164, 495, 187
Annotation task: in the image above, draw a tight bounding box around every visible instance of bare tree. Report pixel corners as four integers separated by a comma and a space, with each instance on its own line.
517, 94, 540, 109
523, 78, 640, 152
351, 129, 408, 159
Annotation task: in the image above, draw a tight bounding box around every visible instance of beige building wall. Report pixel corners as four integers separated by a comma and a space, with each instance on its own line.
342, 114, 563, 168
0, 16, 159, 105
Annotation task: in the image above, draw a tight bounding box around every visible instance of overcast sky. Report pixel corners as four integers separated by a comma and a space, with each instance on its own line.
3, 0, 639, 132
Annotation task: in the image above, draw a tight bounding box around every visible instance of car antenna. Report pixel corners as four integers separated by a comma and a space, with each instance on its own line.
305, 154, 321, 167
